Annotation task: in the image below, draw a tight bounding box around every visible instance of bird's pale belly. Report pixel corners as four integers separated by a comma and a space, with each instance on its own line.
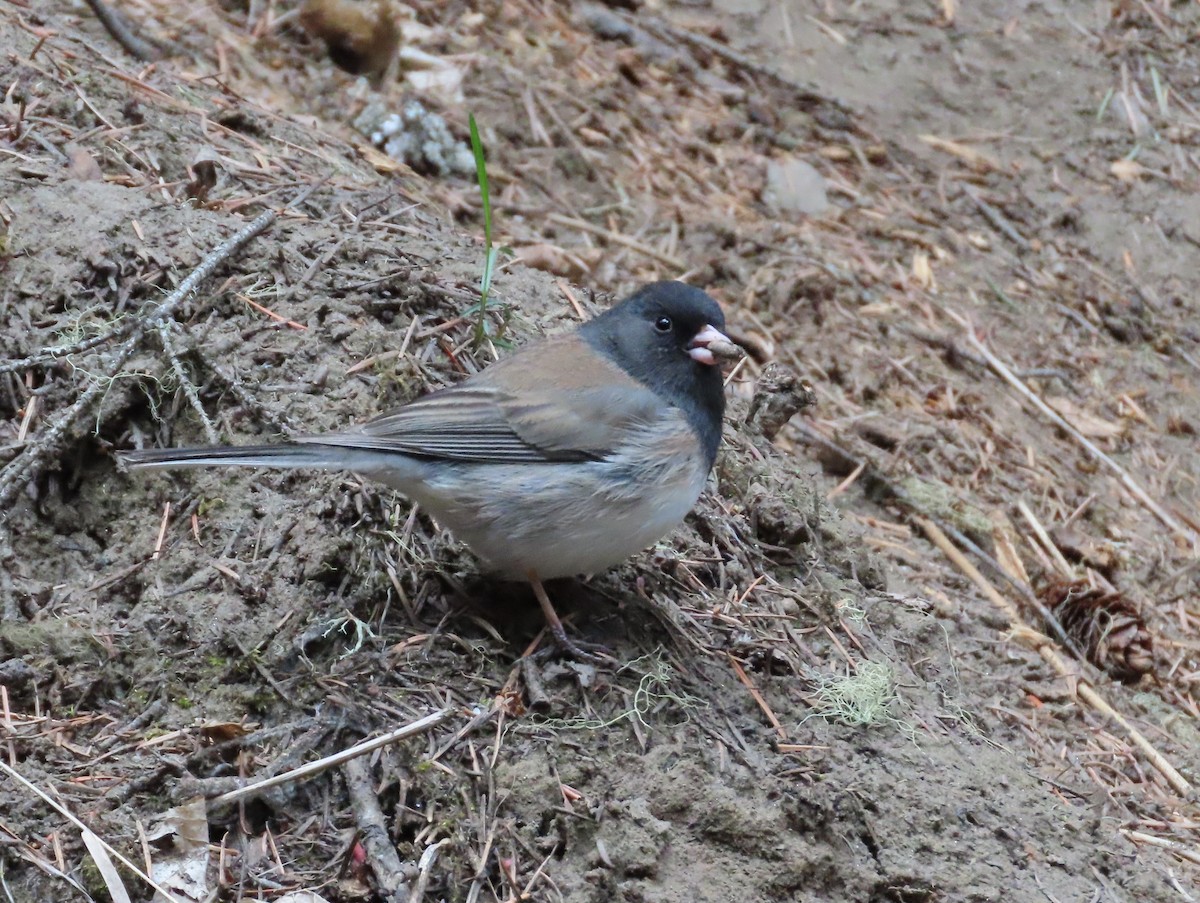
382, 448, 710, 580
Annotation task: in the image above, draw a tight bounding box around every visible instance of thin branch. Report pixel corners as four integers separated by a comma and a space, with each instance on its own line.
83, 0, 163, 62
958, 320, 1196, 546
344, 758, 411, 901
0, 206, 279, 511
157, 321, 219, 444
543, 212, 684, 270
207, 708, 453, 807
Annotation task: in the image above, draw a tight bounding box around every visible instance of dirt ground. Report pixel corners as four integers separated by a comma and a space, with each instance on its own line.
2, 0, 1200, 901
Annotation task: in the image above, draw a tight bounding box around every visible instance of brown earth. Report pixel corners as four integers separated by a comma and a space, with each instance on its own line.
2, 1, 1199, 901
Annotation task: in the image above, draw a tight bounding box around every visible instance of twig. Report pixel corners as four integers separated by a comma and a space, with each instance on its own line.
0, 324, 136, 376
962, 185, 1030, 249
207, 708, 452, 807
791, 421, 1080, 654
206, 710, 451, 806
0, 333, 140, 511
343, 758, 411, 901
151, 501, 171, 561
543, 212, 684, 269
520, 658, 551, 714
157, 321, 219, 444
1121, 830, 1200, 867
792, 422, 1084, 662
935, 518, 1087, 664
727, 654, 787, 740
1015, 500, 1074, 577
917, 516, 1192, 798
83, 0, 163, 62
0, 759, 185, 903
0, 205, 280, 511
407, 839, 447, 903
1, 175, 330, 379
124, 206, 281, 338
430, 705, 497, 762
957, 320, 1196, 546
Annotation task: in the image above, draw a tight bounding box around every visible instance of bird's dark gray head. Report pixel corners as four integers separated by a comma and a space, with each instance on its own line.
580, 281, 728, 467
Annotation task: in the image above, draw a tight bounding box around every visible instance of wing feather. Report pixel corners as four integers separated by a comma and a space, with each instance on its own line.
297, 336, 668, 464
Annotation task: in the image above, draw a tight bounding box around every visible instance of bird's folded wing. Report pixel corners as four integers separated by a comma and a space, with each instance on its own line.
298, 338, 667, 463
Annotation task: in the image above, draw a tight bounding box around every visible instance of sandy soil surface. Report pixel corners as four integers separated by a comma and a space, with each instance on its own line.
2, 1, 1199, 901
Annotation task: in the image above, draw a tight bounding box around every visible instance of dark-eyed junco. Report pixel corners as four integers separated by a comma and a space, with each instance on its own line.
121, 281, 733, 656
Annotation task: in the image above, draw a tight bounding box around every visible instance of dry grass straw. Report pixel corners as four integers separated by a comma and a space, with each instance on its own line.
0, 758, 184, 903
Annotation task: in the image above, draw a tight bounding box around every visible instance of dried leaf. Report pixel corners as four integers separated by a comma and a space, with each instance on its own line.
1110, 158, 1144, 182
357, 142, 417, 177
66, 145, 103, 182
400, 46, 466, 104
911, 251, 935, 290
148, 797, 210, 902
514, 243, 598, 279
919, 135, 1000, 172
405, 67, 465, 104
300, 0, 401, 83
186, 147, 223, 203
1044, 396, 1125, 439
578, 126, 612, 146
198, 721, 250, 743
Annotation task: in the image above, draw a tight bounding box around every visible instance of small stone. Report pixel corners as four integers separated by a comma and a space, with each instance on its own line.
764, 157, 829, 216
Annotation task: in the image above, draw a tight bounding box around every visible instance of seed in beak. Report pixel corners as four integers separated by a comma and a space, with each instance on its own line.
688, 324, 734, 365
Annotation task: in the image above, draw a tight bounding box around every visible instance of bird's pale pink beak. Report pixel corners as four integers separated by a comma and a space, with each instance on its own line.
687, 324, 733, 365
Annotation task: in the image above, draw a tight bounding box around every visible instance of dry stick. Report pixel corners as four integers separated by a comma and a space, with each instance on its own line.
0, 759, 185, 903
1015, 500, 1074, 577
961, 327, 1196, 547
1121, 830, 1200, 867
962, 185, 1030, 250
917, 516, 1192, 798
0, 325, 133, 376
208, 708, 453, 807
935, 517, 1087, 665
1, 173, 329, 378
0, 332, 140, 511
430, 705, 497, 762
407, 839, 448, 903
0, 205, 279, 512
727, 654, 787, 740
83, 0, 163, 61
543, 212, 684, 269
343, 757, 410, 902
157, 321, 219, 444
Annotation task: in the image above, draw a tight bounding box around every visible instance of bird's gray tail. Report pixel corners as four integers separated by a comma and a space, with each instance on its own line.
120, 443, 369, 472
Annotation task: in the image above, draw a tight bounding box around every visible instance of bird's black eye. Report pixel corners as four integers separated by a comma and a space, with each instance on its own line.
654, 316, 672, 333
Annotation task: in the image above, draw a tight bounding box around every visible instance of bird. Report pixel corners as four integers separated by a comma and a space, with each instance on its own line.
120, 281, 733, 658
